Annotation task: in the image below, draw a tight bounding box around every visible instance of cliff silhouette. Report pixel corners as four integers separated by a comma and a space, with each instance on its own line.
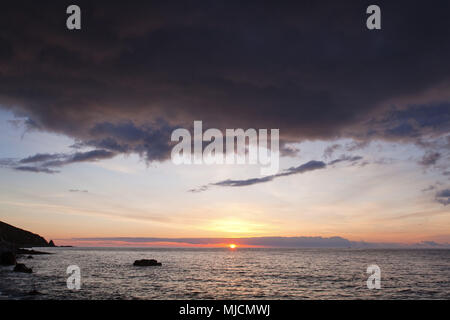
0, 221, 54, 249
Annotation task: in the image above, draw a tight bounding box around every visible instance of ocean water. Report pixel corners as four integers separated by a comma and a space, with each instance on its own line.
0, 247, 449, 300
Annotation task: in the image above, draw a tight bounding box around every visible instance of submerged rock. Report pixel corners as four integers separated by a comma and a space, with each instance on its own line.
0, 251, 16, 266
16, 248, 51, 255
14, 263, 32, 273
27, 255, 33, 259
27, 290, 42, 296
133, 259, 162, 267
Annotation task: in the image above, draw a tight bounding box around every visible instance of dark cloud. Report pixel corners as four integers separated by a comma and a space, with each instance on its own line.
38, 149, 116, 168
14, 166, 59, 174
85, 121, 177, 161
381, 104, 450, 140
191, 157, 359, 192
66, 149, 115, 163
0, 149, 116, 173
278, 160, 327, 176
192, 160, 326, 191
418, 151, 441, 167
327, 155, 363, 166
19, 153, 64, 164
212, 175, 276, 188
0, 1, 449, 169
435, 189, 450, 205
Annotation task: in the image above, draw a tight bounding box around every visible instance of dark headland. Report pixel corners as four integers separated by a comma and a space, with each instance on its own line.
0, 221, 56, 267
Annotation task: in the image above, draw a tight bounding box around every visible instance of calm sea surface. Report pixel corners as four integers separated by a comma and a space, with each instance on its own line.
0, 247, 449, 299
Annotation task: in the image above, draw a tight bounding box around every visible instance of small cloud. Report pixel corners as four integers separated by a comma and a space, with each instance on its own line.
280, 144, 300, 157
19, 153, 64, 164
435, 188, 450, 205
0, 158, 17, 166
1, 149, 117, 174
279, 160, 327, 176
323, 144, 341, 159
190, 159, 346, 192
419, 151, 441, 167
188, 185, 210, 193
212, 160, 326, 188
69, 189, 89, 193
345, 140, 370, 152
327, 155, 363, 166
422, 185, 436, 192
359, 160, 370, 167
14, 166, 59, 174
212, 175, 275, 188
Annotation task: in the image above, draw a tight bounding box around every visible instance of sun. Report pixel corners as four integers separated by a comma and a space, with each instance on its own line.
229, 244, 237, 249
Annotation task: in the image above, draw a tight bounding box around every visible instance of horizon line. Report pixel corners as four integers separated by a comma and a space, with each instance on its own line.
52, 235, 450, 248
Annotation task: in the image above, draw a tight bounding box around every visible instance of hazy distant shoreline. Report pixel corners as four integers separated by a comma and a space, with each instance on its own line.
59, 236, 450, 249
2, 220, 448, 253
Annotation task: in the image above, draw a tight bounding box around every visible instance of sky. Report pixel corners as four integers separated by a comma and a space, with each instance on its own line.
0, 1, 449, 246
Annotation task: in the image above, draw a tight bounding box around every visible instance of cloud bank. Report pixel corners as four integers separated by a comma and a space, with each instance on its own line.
0, 0, 449, 173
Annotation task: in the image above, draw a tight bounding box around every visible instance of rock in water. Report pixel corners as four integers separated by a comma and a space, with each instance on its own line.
14, 263, 32, 273
28, 290, 42, 296
133, 259, 162, 266
48, 240, 56, 247
0, 251, 16, 266
16, 248, 51, 255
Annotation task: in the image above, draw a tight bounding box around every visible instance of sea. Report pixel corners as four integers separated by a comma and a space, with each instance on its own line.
0, 247, 449, 300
